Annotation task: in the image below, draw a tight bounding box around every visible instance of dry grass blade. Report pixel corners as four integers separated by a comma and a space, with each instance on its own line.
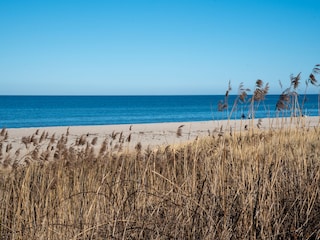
39, 131, 46, 143
264, 83, 269, 94
126, 133, 132, 142
119, 131, 123, 143
228, 80, 232, 91
225, 80, 232, 97
0, 146, 2, 162
4, 132, 8, 141
5, 144, 12, 153
279, 80, 283, 90
218, 125, 224, 137
219, 81, 232, 112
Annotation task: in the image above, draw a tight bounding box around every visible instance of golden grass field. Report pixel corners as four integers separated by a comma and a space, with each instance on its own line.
0, 117, 319, 239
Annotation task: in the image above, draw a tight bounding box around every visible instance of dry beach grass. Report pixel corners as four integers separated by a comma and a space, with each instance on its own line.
0, 117, 320, 239
1, 65, 320, 239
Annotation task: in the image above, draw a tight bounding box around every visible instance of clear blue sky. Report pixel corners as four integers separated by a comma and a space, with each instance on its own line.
0, 0, 319, 95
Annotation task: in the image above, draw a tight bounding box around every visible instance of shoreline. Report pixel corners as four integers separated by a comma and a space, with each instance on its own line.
1, 116, 319, 167
6, 115, 320, 139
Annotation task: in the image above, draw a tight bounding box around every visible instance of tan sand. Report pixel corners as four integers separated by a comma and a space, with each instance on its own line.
0, 116, 319, 167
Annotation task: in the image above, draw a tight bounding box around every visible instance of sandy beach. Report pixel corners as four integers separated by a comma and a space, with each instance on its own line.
0, 116, 319, 166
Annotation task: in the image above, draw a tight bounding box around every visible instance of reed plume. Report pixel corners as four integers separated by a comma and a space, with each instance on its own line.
0, 128, 6, 137
309, 64, 320, 86
176, 125, 184, 137
277, 71, 303, 116
218, 81, 231, 112
253, 79, 269, 101
229, 82, 250, 119
91, 136, 98, 145
291, 72, 301, 90
276, 88, 291, 111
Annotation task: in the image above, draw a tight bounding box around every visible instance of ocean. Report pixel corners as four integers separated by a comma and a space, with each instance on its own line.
0, 95, 319, 128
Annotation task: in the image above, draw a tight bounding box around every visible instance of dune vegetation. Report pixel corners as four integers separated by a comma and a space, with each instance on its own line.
0, 118, 320, 239
0, 65, 320, 239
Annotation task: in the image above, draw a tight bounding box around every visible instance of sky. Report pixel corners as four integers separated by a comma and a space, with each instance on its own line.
0, 0, 319, 95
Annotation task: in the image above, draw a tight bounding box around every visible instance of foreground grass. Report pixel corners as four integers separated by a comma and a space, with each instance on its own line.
0, 123, 320, 239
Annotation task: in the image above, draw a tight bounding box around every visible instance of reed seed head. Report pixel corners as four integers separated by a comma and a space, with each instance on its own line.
291, 72, 301, 90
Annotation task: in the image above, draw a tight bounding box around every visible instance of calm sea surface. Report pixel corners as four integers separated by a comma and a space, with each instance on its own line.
0, 95, 319, 128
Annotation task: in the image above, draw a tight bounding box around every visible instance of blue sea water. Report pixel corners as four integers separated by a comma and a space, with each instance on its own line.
0, 95, 319, 128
